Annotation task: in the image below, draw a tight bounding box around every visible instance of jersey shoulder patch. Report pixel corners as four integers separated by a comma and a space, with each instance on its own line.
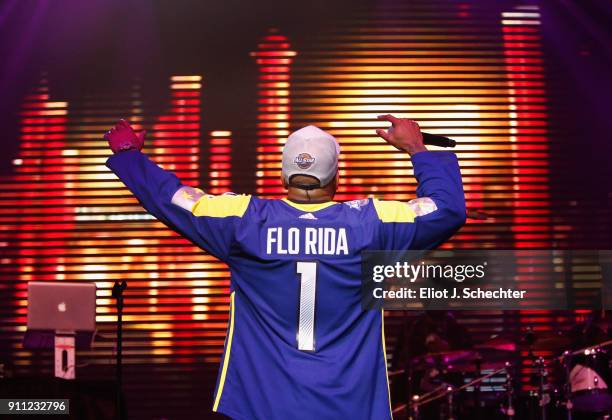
407, 197, 437, 217
172, 186, 251, 218
171, 186, 205, 211
343, 198, 369, 210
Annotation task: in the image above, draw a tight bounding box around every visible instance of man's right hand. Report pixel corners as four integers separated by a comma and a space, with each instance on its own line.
375, 114, 428, 156
105, 119, 146, 154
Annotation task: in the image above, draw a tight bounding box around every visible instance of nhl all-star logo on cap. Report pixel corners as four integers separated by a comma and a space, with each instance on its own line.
282, 125, 340, 187
294, 153, 315, 170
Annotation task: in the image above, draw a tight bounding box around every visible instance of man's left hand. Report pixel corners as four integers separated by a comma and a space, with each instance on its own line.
376, 114, 427, 156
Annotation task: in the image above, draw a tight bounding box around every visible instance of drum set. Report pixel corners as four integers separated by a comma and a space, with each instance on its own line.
392, 328, 612, 420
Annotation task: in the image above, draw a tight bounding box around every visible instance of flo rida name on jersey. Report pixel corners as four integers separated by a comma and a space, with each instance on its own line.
266, 227, 349, 255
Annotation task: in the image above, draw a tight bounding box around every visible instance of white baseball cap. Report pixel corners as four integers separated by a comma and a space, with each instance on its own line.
282, 125, 340, 188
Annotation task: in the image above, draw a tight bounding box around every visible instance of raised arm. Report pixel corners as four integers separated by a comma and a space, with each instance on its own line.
104, 120, 250, 261
373, 115, 466, 250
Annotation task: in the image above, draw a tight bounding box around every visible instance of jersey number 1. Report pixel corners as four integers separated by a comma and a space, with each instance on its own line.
297, 261, 317, 351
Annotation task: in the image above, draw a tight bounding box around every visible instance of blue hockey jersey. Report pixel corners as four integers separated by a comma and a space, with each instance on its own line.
107, 150, 466, 420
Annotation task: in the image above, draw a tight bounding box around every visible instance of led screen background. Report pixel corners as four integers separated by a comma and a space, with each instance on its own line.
0, 1, 611, 418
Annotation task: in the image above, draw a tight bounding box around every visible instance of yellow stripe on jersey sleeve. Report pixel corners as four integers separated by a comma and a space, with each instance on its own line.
381, 311, 394, 420
213, 291, 236, 412
192, 194, 251, 218
373, 199, 416, 223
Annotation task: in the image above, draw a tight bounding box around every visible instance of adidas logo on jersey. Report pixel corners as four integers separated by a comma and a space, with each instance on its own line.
299, 213, 317, 220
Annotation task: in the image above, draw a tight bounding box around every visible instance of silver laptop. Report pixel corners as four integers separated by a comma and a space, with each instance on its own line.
24, 281, 96, 349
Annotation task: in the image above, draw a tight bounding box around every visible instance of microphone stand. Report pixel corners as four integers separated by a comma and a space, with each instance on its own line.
561, 351, 573, 420
502, 362, 515, 420
535, 356, 549, 420
112, 279, 127, 420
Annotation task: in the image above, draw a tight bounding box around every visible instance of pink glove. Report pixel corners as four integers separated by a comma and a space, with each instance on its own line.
104, 119, 146, 153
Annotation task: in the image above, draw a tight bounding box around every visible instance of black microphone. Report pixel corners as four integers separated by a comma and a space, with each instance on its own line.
422, 132, 456, 148
386, 126, 456, 148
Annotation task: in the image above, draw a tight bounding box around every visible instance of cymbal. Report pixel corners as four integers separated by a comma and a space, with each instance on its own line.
411, 349, 476, 370
472, 348, 517, 371
410, 348, 516, 372
526, 331, 571, 351
475, 334, 517, 352
446, 348, 516, 372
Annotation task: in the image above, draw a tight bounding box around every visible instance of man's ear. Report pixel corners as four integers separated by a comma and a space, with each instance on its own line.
281, 175, 288, 189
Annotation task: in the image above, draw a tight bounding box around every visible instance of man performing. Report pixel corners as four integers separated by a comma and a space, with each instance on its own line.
104, 115, 466, 420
